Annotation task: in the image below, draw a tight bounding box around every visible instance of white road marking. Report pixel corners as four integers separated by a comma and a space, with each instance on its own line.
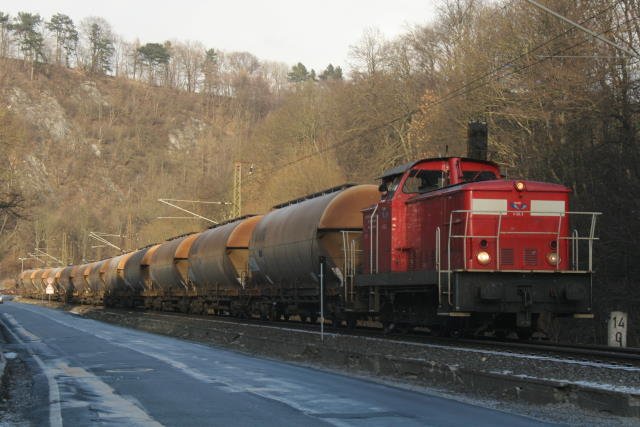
1, 314, 63, 427
1, 312, 162, 427
52, 361, 163, 426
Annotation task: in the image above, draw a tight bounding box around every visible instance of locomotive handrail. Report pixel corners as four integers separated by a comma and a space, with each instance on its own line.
369, 204, 380, 275
445, 210, 601, 274
435, 227, 442, 306
571, 228, 580, 270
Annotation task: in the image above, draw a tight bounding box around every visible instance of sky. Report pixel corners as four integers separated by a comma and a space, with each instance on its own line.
3, 0, 438, 72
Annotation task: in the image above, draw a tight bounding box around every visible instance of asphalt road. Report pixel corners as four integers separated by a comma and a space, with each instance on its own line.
0, 302, 554, 426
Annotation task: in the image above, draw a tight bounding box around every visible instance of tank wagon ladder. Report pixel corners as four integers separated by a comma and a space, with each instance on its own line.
436, 210, 601, 312
341, 230, 363, 304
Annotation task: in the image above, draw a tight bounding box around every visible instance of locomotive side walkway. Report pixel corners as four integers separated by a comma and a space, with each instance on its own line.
0, 301, 555, 426
81, 305, 640, 420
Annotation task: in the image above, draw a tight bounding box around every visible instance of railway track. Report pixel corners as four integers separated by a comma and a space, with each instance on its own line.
110, 307, 640, 367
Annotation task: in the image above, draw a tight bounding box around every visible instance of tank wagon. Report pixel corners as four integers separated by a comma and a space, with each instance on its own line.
248, 184, 379, 323
188, 215, 262, 315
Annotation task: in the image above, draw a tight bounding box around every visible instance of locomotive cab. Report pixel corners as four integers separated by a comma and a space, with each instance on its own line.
363, 157, 500, 274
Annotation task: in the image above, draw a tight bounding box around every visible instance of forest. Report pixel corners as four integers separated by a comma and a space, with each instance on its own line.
0, 0, 638, 343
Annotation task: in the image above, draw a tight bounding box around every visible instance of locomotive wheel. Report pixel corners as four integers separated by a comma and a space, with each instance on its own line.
346, 316, 357, 329
268, 309, 281, 321
396, 323, 411, 334
516, 327, 533, 340
382, 322, 395, 334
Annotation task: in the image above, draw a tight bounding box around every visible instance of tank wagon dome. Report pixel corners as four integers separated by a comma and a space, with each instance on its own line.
189, 215, 263, 289
249, 184, 379, 286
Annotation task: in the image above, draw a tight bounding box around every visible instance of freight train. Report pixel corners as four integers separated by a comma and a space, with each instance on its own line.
15, 129, 601, 337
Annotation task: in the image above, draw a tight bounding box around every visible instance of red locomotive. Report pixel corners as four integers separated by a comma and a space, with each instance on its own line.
357, 130, 599, 335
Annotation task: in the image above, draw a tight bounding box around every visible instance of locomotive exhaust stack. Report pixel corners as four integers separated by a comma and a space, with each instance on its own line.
467, 121, 488, 161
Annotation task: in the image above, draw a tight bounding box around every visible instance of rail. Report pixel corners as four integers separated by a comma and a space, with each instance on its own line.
437, 210, 601, 308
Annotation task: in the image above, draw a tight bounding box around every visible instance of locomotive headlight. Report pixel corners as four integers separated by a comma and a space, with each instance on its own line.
546, 252, 559, 265
476, 251, 491, 265
514, 181, 526, 192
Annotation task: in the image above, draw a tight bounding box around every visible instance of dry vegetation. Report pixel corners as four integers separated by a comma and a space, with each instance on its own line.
0, 0, 639, 343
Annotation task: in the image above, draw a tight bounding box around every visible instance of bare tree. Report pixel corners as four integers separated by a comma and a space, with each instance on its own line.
348, 27, 389, 78
173, 40, 204, 93
0, 12, 11, 58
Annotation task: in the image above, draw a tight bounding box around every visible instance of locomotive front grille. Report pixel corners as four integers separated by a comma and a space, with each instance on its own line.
524, 248, 538, 266
500, 248, 514, 266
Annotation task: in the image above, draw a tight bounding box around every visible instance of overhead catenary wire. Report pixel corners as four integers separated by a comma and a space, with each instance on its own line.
249, 0, 631, 178
421, 0, 625, 111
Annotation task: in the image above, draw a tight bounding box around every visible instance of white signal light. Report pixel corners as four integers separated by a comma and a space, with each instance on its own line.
476, 251, 491, 265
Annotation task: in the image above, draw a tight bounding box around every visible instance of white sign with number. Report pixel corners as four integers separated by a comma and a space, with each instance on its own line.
608, 311, 627, 348
46, 284, 55, 295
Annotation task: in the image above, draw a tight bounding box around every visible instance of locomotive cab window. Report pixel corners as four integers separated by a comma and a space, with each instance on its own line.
462, 170, 497, 182
402, 169, 448, 194
380, 175, 403, 199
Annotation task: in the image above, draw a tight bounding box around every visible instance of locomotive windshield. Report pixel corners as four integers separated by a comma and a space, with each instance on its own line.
461, 170, 497, 182
402, 169, 449, 194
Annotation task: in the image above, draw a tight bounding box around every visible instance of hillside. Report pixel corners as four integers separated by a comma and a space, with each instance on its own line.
0, 60, 320, 268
